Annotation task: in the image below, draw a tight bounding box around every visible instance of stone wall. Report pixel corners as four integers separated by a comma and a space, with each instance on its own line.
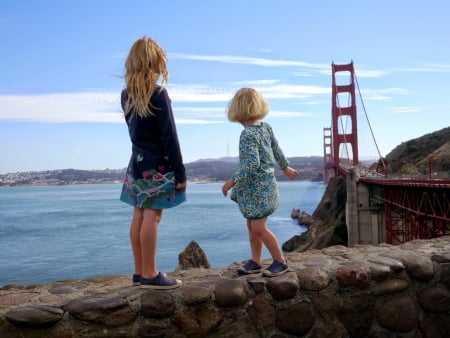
1, 236, 450, 337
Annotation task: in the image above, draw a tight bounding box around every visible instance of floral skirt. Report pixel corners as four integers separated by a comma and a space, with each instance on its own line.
231, 174, 279, 219
120, 169, 186, 209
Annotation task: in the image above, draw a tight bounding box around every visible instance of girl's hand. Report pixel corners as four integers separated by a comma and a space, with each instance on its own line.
222, 179, 235, 196
283, 167, 299, 180
176, 181, 187, 190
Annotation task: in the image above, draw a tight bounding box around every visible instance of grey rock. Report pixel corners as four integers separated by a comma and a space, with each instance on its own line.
377, 295, 417, 332
297, 267, 331, 291
214, 279, 248, 307
372, 278, 409, 296
418, 286, 450, 312
6, 305, 63, 328
63, 296, 136, 326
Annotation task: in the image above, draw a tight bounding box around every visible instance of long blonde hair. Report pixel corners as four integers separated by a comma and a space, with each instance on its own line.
226, 88, 269, 123
124, 36, 169, 117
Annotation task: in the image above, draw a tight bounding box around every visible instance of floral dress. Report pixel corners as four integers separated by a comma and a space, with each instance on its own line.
231, 122, 288, 219
120, 87, 186, 209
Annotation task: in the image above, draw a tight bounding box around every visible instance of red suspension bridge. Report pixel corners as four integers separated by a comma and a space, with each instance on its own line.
323, 62, 450, 245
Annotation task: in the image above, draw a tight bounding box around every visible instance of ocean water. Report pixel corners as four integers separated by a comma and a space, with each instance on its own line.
0, 181, 325, 286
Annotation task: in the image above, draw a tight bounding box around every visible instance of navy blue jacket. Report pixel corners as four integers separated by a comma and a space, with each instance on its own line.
121, 87, 186, 184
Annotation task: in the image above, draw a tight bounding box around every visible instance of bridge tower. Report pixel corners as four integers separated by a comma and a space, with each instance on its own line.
325, 62, 359, 180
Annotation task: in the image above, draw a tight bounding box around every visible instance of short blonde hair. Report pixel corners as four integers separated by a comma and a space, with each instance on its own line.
124, 36, 168, 117
226, 88, 269, 123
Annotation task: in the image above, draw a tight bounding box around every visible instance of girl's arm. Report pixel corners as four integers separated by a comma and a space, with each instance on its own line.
154, 89, 186, 184
232, 132, 260, 184
268, 124, 299, 179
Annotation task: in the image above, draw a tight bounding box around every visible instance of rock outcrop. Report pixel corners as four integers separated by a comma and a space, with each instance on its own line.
178, 240, 211, 270
283, 177, 348, 252
1, 237, 450, 337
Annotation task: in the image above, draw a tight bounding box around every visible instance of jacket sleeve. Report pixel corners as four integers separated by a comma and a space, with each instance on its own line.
153, 89, 186, 183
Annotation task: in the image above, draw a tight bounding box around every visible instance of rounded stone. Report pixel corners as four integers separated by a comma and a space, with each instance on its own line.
418, 286, 450, 312
372, 278, 409, 296
182, 285, 212, 305
377, 295, 417, 332
266, 277, 299, 301
141, 291, 176, 318
276, 301, 314, 336
214, 279, 248, 307
336, 264, 369, 289
297, 267, 331, 290
312, 290, 340, 320
6, 305, 63, 328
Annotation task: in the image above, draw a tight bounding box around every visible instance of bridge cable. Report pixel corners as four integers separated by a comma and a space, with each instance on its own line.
354, 71, 387, 172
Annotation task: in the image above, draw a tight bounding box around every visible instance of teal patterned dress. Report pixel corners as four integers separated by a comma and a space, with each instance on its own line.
230, 122, 288, 219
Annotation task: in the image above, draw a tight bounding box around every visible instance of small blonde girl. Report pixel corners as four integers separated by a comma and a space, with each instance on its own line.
222, 88, 299, 276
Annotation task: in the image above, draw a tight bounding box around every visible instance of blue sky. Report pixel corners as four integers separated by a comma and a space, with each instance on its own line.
1, 0, 449, 174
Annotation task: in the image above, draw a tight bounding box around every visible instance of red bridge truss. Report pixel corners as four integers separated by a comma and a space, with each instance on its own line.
361, 178, 450, 244
325, 62, 450, 244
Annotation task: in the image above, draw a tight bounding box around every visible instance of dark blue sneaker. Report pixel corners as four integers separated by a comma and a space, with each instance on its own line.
132, 274, 141, 286
237, 259, 262, 275
140, 272, 182, 290
262, 260, 288, 277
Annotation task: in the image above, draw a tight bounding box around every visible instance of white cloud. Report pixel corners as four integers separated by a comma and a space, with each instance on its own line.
0, 92, 123, 123
269, 110, 311, 118
169, 53, 329, 70
391, 106, 422, 114
0, 79, 397, 124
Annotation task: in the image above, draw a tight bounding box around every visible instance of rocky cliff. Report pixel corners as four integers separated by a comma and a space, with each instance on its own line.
283, 177, 348, 252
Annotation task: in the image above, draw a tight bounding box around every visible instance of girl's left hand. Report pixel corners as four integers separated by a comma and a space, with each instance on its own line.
222, 179, 235, 196
176, 181, 187, 191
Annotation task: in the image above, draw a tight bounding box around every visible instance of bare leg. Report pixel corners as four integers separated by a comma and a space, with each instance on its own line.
247, 219, 263, 264
249, 218, 285, 264
130, 207, 144, 275
140, 208, 163, 279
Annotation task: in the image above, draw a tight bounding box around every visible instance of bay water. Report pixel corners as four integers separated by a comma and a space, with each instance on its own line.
0, 181, 325, 286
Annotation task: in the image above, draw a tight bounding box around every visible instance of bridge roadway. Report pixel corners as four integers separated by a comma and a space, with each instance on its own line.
343, 169, 450, 246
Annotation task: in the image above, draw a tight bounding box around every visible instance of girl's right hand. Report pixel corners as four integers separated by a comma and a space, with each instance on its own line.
283, 167, 299, 180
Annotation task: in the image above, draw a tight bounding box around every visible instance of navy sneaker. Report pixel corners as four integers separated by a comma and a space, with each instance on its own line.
237, 259, 262, 275
132, 274, 141, 286
262, 260, 288, 277
140, 272, 182, 290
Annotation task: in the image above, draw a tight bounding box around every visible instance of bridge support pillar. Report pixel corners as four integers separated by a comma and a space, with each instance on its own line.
346, 169, 384, 246
346, 169, 359, 246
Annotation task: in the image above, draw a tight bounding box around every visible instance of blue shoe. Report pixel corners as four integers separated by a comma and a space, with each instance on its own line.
140, 272, 182, 290
262, 260, 288, 277
237, 259, 262, 275
132, 274, 141, 286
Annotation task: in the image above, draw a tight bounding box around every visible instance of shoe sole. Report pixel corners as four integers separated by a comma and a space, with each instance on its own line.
140, 280, 182, 290
237, 269, 262, 276
262, 268, 289, 277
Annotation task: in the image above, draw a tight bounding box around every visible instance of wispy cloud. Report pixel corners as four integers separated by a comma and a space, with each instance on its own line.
0, 80, 322, 124
170, 53, 394, 79
169, 53, 330, 70
359, 88, 408, 101
0, 92, 123, 123
393, 63, 450, 73
5, 50, 431, 124
391, 106, 423, 114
